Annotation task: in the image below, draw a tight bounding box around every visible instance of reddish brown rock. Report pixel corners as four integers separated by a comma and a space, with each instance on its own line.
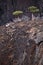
0, 20, 43, 65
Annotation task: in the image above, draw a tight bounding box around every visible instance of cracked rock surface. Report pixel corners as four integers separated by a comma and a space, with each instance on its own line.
0, 20, 43, 65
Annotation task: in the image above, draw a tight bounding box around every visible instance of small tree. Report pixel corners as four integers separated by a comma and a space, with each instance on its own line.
28, 6, 39, 21
12, 10, 23, 18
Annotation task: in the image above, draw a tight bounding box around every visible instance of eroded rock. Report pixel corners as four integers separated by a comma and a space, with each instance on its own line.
0, 20, 43, 65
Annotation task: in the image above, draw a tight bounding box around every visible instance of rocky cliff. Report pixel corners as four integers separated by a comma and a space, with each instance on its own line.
0, 19, 43, 65
0, 0, 43, 65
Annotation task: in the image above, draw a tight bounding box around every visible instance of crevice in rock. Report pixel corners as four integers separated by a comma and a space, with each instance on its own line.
37, 41, 43, 46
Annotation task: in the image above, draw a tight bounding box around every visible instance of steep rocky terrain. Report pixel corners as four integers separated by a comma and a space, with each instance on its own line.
0, 0, 43, 65
0, 19, 43, 65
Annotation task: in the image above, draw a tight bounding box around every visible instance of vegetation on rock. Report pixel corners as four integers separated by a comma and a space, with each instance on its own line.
13, 10, 23, 18
28, 6, 39, 20
13, 11, 23, 15
28, 6, 39, 13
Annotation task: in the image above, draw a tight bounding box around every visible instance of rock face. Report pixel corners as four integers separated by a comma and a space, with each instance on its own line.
0, 19, 43, 65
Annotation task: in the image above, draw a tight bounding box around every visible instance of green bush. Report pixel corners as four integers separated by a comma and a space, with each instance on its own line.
13, 10, 23, 16
28, 6, 39, 13
28, 6, 39, 20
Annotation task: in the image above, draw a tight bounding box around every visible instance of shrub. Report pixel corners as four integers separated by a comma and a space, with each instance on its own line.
28, 6, 39, 13
13, 10, 23, 16
28, 6, 39, 20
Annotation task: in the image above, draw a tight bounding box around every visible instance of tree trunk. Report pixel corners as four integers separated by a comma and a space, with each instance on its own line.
32, 13, 35, 21
6, 0, 13, 20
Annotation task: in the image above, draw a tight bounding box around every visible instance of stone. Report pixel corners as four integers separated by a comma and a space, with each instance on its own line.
34, 32, 43, 44
0, 20, 43, 65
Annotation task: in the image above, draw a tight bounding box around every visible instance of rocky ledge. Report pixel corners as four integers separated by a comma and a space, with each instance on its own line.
0, 20, 43, 65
